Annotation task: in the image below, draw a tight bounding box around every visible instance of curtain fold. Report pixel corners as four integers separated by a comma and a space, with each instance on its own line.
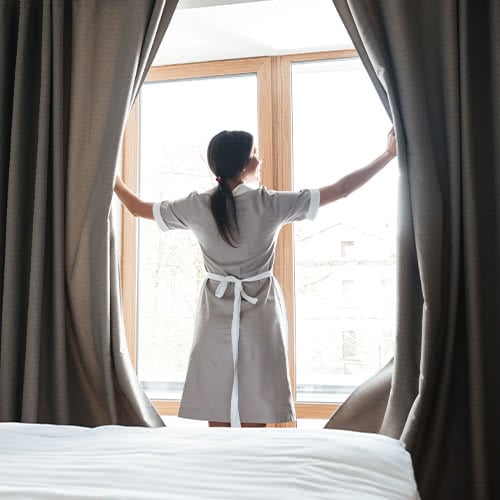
0, 0, 178, 426
326, 1, 500, 499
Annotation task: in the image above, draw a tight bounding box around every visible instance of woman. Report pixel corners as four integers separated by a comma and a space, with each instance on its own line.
114, 128, 397, 428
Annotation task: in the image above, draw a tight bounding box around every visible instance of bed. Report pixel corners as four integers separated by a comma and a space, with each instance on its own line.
0, 423, 419, 499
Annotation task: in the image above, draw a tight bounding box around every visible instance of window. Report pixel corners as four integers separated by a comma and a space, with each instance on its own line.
342, 330, 359, 361
121, 51, 397, 424
341, 241, 355, 258
341, 279, 355, 298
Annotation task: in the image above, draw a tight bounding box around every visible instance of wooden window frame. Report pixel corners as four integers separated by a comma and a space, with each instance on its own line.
121, 49, 357, 423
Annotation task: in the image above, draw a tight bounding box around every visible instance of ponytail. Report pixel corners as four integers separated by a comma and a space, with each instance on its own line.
210, 180, 239, 247
207, 130, 253, 247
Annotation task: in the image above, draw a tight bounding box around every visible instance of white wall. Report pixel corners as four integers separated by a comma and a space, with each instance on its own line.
154, 0, 353, 66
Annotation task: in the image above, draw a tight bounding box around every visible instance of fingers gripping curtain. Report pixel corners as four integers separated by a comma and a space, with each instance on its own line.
326, 2, 500, 499
0, 0, 178, 426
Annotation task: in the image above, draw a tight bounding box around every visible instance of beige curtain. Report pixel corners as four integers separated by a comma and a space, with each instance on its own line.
326, 1, 500, 499
0, 0, 178, 426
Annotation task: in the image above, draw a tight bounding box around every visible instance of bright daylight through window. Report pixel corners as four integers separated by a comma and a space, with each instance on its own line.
292, 58, 396, 402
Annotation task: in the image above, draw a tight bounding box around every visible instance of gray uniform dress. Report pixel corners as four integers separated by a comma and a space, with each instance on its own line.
153, 183, 320, 425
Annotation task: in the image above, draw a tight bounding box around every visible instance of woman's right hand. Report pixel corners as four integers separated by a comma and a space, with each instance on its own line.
113, 175, 154, 220
114, 175, 122, 192
386, 127, 397, 158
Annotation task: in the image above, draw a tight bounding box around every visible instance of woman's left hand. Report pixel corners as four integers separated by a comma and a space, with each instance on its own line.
386, 127, 397, 158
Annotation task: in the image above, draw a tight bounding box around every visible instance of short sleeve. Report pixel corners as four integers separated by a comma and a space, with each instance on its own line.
152, 193, 196, 231
267, 188, 320, 225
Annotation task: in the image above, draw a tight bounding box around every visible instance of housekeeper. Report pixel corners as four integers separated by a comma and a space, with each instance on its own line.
114, 128, 397, 428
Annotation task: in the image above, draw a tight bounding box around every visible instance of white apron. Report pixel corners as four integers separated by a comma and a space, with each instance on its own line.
206, 271, 288, 427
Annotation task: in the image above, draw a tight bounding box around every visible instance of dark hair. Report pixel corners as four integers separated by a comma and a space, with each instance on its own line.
207, 130, 253, 247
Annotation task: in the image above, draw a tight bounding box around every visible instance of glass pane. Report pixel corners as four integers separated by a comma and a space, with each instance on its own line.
137, 74, 258, 400
292, 58, 397, 403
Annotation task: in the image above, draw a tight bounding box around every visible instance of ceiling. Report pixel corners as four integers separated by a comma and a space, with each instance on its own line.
153, 0, 353, 66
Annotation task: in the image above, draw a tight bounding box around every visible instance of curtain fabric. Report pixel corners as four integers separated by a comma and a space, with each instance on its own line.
326, 2, 500, 499
0, 0, 178, 426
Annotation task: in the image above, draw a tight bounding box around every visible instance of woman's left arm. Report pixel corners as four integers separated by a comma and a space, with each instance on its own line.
319, 128, 397, 207
114, 176, 154, 220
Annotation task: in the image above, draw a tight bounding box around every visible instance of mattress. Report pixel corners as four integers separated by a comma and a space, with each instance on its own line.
0, 423, 419, 499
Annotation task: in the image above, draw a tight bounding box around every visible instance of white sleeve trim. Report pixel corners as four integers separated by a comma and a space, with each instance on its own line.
153, 202, 169, 232
306, 189, 320, 220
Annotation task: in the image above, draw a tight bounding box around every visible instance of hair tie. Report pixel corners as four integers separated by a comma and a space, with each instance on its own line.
215, 176, 222, 183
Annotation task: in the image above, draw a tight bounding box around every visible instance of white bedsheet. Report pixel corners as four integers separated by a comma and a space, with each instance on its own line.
0, 423, 419, 499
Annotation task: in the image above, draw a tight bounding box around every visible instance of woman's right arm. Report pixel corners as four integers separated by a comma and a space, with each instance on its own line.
114, 176, 154, 220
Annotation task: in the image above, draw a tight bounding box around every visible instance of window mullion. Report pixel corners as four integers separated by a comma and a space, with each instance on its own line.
267, 56, 296, 427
